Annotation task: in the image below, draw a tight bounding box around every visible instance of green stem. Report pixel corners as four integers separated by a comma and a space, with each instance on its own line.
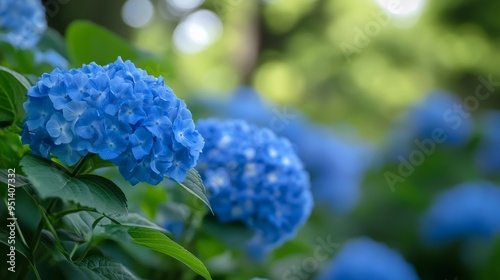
51, 207, 97, 220
178, 211, 195, 248
71, 155, 92, 177
30, 199, 57, 254
37, 202, 67, 256
69, 243, 80, 260
76, 240, 94, 262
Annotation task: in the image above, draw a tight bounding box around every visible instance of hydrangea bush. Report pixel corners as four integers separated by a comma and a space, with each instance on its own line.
21, 57, 204, 185
195, 118, 313, 253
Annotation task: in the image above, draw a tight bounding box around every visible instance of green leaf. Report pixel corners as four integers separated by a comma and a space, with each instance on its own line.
20, 155, 127, 216
0, 169, 30, 187
40, 229, 67, 261
0, 66, 30, 127
102, 213, 169, 234
63, 211, 103, 241
178, 169, 212, 213
128, 227, 212, 280
38, 27, 69, 58
0, 129, 25, 169
0, 227, 34, 265
61, 256, 139, 280
66, 20, 140, 66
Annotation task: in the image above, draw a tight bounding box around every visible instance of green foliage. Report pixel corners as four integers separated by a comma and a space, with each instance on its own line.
20, 155, 128, 216
0, 66, 30, 127
128, 227, 212, 280
62, 256, 139, 280
0, 228, 34, 266
178, 169, 212, 213
66, 20, 140, 66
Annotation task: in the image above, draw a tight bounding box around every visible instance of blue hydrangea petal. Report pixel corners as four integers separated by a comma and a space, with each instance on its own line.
129, 127, 154, 160
62, 101, 87, 122
46, 112, 73, 144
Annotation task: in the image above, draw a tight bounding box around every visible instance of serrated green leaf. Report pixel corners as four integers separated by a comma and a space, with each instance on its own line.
0, 66, 30, 127
61, 256, 139, 280
178, 169, 212, 213
66, 20, 139, 66
20, 155, 127, 216
128, 227, 211, 280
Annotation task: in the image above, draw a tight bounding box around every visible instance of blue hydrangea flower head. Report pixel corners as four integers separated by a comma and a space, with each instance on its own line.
196, 118, 313, 254
475, 111, 500, 175
0, 0, 47, 49
21, 57, 204, 185
386, 91, 472, 160
316, 237, 419, 280
420, 182, 500, 245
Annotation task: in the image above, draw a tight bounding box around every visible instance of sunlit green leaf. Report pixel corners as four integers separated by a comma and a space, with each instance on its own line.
128, 227, 212, 280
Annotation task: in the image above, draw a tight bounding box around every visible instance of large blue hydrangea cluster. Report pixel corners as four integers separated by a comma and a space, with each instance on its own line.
195, 118, 313, 253
21, 57, 204, 185
316, 237, 419, 280
420, 182, 500, 245
0, 0, 47, 49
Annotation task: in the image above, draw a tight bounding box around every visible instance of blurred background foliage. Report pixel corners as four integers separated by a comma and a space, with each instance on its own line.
4, 0, 495, 279
43, 0, 500, 140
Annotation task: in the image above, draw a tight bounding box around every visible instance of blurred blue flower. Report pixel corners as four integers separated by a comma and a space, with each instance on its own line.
283, 121, 371, 213
34, 49, 69, 69
420, 182, 500, 245
0, 0, 46, 49
21, 57, 204, 185
316, 237, 419, 280
219, 88, 370, 213
385, 91, 472, 160
196, 118, 313, 255
475, 111, 500, 175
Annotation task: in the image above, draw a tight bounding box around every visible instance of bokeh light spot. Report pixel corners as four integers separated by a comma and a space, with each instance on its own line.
122, 0, 154, 28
